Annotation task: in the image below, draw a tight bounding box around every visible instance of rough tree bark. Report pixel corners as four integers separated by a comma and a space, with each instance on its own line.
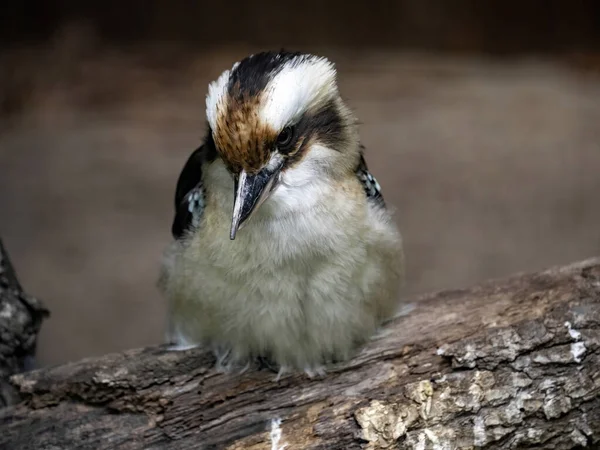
0, 239, 48, 408
1, 257, 599, 449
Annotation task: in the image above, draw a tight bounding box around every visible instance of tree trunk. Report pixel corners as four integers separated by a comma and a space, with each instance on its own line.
1, 257, 599, 450
0, 239, 49, 408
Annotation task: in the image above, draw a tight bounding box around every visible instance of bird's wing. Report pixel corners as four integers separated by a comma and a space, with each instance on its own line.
355, 146, 386, 208
171, 146, 208, 239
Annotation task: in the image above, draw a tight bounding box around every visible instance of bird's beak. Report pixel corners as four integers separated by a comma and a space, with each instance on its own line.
230, 163, 282, 240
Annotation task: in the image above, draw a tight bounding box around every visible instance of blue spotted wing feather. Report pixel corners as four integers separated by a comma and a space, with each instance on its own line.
356, 149, 385, 208
171, 147, 206, 239
171, 128, 219, 239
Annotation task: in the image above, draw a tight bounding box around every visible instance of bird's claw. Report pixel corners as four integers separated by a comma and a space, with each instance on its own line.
303, 365, 327, 379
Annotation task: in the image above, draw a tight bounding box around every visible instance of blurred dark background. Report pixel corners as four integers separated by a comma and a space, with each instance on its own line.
1, 2, 599, 367
2, 1, 600, 53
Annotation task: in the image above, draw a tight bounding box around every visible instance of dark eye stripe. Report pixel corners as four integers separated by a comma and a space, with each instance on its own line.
280, 100, 344, 168
301, 100, 344, 148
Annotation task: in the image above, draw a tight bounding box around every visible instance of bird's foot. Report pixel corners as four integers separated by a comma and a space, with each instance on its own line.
256, 356, 288, 381
269, 363, 326, 381
212, 348, 254, 375
256, 356, 327, 380
214, 348, 234, 373
212, 351, 328, 381
274, 365, 291, 382
303, 365, 327, 379
257, 356, 279, 372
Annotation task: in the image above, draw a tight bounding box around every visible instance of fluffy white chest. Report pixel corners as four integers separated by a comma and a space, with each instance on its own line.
160, 162, 403, 370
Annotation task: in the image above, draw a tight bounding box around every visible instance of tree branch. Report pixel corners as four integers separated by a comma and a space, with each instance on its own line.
0, 238, 48, 408
1, 257, 599, 449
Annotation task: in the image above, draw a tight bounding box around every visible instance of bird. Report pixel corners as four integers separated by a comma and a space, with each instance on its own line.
158, 50, 405, 379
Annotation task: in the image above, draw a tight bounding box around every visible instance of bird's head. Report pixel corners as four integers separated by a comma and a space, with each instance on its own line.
205, 51, 359, 239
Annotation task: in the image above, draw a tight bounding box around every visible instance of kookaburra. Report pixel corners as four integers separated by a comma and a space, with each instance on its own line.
158, 50, 405, 378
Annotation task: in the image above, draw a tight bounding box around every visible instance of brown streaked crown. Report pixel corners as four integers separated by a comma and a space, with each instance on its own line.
213, 93, 276, 174
210, 51, 304, 174
207, 51, 348, 174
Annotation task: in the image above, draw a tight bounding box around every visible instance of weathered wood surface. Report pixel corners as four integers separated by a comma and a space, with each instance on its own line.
0, 239, 48, 408
1, 258, 600, 450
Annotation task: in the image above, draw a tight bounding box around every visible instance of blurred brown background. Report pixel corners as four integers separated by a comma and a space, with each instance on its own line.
1, 1, 599, 368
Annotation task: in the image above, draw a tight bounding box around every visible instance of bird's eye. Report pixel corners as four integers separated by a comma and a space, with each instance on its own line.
276, 126, 295, 153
